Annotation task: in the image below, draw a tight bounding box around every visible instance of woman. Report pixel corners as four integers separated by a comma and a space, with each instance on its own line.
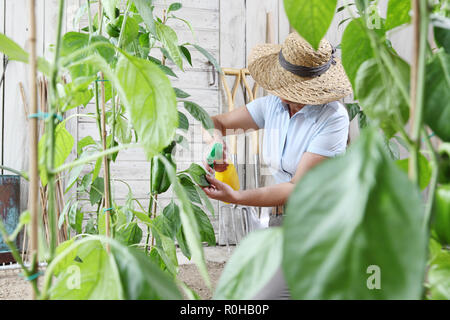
202, 32, 353, 299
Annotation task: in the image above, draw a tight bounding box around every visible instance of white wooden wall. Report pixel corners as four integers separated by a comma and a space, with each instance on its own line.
0, 0, 414, 241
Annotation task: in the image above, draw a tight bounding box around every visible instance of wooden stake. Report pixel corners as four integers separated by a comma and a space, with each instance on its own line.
28, 0, 39, 300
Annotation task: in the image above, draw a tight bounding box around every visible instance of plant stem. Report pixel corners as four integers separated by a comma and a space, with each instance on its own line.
52, 143, 137, 174
145, 158, 154, 254
409, 0, 429, 185
0, 165, 28, 180
116, 2, 132, 52
422, 127, 439, 230
87, 0, 94, 40
46, 0, 66, 261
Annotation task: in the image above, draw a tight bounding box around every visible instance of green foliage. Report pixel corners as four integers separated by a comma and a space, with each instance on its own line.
38, 121, 74, 186
191, 44, 222, 74
385, 0, 412, 31
355, 57, 410, 138
282, 129, 427, 299
184, 101, 214, 130
427, 247, 450, 299
156, 22, 184, 70
341, 19, 375, 92
192, 205, 215, 246
133, 0, 156, 36
115, 53, 178, 158
49, 238, 182, 299
396, 153, 432, 190
432, 185, 450, 246
283, 0, 338, 50
214, 228, 283, 299
116, 222, 143, 246
424, 51, 450, 142
102, 0, 119, 20
185, 163, 210, 187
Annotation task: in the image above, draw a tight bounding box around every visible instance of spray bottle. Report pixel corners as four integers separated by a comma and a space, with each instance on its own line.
207, 142, 240, 191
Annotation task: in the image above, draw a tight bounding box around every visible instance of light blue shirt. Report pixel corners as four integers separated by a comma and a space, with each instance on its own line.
246, 95, 349, 183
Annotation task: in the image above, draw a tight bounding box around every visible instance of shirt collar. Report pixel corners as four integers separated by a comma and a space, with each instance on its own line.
278, 99, 324, 123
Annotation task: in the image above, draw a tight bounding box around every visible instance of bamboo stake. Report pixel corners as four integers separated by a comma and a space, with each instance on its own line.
28, 0, 39, 299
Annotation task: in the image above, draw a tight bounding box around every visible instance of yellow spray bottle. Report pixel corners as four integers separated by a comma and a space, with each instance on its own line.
207, 142, 240, 192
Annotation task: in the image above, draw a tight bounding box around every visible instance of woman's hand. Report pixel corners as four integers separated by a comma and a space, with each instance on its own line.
201, 174, 239, 203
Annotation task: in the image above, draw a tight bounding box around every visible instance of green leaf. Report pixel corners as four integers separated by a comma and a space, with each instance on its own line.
432, 185, 450, 246
162, 201, 182, 239
341, 19, 375, 91
396, 153, 432, 190
50, 238, 182, 299
194, 185, 215, 217
179, 174, 202, 204
214, 228, 282, 299
89, 177, 104, 206
156, 23, 184, 70
428, 248, 450, 299
345, 103, 360, 121
178, 112, 189, 131
38, 121, 74, 186
424, 51, 450, 142
180, 45, 192, 66
115, 53, 178, 158
158, 155, 211, 287
133, 0, 157, 36
186, 163, 210, 187
68, 202, 83, 234
50, 240, 123, 299
191, 205, 215, 246
282, 128, 427, 299
78, 136, 97, 155
0, 32, 28, 62
103, 0, 119, 20
283, 0, 338, 50
355, 57, 410, 138
174, 87, 190, 99
120, 16, 140, 47
168, 2, 182, 13
191, 44, 222, 74
184, 101, 214, 130
116, 222, 143, 246
385, 0, 412, 31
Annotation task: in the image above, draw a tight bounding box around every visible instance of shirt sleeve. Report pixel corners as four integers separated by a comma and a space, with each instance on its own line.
306, 112, 349, 157
246, 96, 271, 129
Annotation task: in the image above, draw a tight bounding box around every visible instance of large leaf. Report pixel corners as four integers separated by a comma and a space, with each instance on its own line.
428, 248, 450, 300
186, 163, 210, 187
115, 53, 178, 158
385, 0, 412, 31
184, 101, 214, 130
49, 238, 182, 300
50, 240, 122, 299
191, 44, 222, 74
283, 0, 338, 50
341, 19, 375, 91
156, 23, 183, 70
435, 26, 450, 54
424, 51, 450, 142
38, 121, 74, 186
283, 128, 427, 299
115, 222, 143, 246
192, 205, 215, 246
102, 0, 119, 20
0, 33, 50, 75
61, 32, 115, 78
432, 185, 450, 246
133, 0, 156, 36
158, 155, 211, 287
214, 228, 282, 300
355, 57, 410, 138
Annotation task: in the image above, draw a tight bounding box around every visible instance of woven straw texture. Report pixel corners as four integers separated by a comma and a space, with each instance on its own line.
248, 32, 352, 105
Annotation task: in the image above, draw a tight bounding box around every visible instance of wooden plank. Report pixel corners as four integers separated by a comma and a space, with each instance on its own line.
278, 0, 290, 42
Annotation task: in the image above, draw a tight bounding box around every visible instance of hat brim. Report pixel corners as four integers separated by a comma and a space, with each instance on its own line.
248, 43, 353, 105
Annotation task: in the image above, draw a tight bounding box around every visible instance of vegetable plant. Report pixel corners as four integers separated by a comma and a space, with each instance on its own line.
0, 0, 220, 299
215, 0, 450, 300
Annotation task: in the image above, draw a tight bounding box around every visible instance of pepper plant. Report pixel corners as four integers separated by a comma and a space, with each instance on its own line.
0, 0, 219, 299
215, 0, 450, 300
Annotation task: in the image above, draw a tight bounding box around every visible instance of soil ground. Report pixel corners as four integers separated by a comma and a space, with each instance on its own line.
0, 246, 233, 300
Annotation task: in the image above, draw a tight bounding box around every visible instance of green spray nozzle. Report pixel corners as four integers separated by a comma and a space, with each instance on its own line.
207, 142, 223, 169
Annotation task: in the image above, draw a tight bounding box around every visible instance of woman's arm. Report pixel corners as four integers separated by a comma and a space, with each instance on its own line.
202, 152, 328, 206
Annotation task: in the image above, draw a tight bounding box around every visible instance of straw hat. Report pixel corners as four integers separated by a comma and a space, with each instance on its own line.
248, 32, 352, 105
